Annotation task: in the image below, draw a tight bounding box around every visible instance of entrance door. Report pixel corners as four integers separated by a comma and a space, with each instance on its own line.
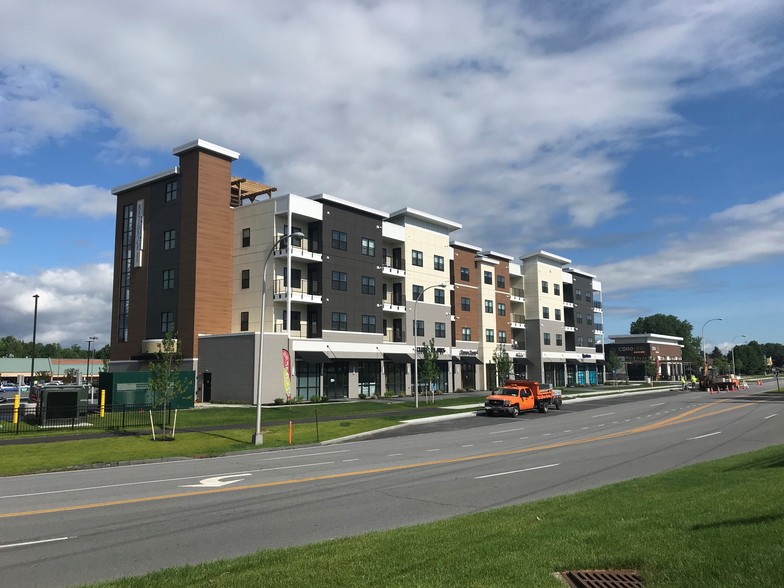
203, 372, 212, 403
324, 361, 349, 399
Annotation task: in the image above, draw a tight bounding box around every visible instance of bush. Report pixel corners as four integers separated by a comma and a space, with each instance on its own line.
318, 395, 329, 403
384, 391, 396, 398
358, 392, 367, 399
273, 397, 285, 405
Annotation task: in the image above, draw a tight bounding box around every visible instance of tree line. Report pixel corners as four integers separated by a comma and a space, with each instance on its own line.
0, 335, 110, 361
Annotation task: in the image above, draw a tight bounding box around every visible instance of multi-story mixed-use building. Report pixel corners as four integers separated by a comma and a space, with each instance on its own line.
109, 139, 604, 403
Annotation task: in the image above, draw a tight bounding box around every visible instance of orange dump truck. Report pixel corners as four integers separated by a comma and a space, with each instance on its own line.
484, 380, 562, 417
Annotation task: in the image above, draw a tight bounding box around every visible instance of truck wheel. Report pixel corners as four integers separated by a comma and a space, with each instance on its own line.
511, 407, 519, 418
538, 403, 548, 414
555, 400, 561, 410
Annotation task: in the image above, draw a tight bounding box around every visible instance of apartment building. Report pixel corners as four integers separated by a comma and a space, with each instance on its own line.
109, 139, 603, 403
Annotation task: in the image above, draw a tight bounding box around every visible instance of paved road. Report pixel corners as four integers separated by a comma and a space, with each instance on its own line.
1, 382, 782, 587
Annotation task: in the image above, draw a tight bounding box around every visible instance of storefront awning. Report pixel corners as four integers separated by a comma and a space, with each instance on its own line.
457, 355, 483, 365
565, 358, 580, 364
513, 357, 534, 365
384, 353, 414, 364
296, 351, 331, 363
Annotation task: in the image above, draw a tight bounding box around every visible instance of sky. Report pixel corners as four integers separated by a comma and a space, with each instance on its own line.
1, 0, 783, 355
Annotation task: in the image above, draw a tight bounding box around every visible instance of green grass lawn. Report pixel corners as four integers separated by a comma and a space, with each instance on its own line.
81, 444, 784, 588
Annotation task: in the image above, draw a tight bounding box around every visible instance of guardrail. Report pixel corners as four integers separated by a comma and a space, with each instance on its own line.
0, 403, 173, 435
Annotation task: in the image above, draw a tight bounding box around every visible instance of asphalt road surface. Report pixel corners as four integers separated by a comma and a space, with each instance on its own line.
1, 382, 782, 587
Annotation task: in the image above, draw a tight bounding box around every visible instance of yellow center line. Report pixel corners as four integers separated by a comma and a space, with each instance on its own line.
0, 400, 751, 519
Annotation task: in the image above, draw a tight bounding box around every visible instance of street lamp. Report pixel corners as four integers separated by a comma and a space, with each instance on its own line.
731, 335, 746, 376
86, 336, 98, 387
253, 231, 304, 446
413, 282, 447, 408
30, 294, 39, 388
701, 317, 723, 373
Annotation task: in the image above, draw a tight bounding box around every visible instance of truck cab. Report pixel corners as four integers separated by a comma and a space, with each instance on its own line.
484, 380, 561, 417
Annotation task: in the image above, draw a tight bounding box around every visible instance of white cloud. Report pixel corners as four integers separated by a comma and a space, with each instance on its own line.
587, 192, 784, 293
0, 227, 9, 245
0, 263, 113, 347
0, 176, 115, 218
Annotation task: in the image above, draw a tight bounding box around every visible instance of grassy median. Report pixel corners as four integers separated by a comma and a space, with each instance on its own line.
81, 444, 784, 587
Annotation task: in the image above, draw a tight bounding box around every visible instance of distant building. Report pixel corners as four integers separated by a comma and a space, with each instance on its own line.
605, 334, 685, 381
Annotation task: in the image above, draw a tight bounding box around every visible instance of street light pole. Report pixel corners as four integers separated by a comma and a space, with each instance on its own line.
86, 336, 98, 387
253, 232, 304, 446
701, 317, 723, 374
413, 282, 447, 409
731, 335, 746, 376
30, 294, 39, 388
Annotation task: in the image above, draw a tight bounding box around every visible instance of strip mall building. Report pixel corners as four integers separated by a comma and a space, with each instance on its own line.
109, 139, 606, 403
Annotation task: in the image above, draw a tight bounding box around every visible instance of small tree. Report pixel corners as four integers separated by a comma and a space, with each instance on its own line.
605, 351, 622, 385
492, 345, 513, 387
420, 338, 439, 403
63, 367, 79, 383
148, 330, 186, 439
645, 358, 657, 382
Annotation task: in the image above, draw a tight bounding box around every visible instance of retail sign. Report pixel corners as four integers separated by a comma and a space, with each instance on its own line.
133, 199, 144, 268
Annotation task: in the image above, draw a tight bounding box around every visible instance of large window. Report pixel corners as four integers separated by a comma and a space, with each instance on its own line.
412, 284, 424, 301
331, 230, 347, 250
497, 302, 506, 316
497, 275, 505, 288
485, 300, 493, 314
461, 297, 471, 311
461, 327, 472, 341
543, 307, 550, 319
164, 180, 177, 202
164, 229, 176, 250
434, 288, 445, 304
484, 271, 492, 285
485, 329, 494, 343
331, 312, 348, 331
555, 308, 561, 321
362, 315, 377, 333
412, 249, 423, 267
585, 291, 593, 302
361, 275, 376, 295
414, 319, 424, 337
460, 266, 470, 281
577, 335, 584, 347
241, 269, 250, 289
118, 203, 133, 343
434, 255, 444, 271
554, 283, 560, 296
361, 237, 375, 257
283, 311, 301, 331
576, 312, 583, 324
498, 330, 507, 344
240, 311, 249, 332
543, 332, 551, 345
161, 312, 174, 334
242, 227, 250, 248
586, 313, 593, 325
541, 280, 549, 293
435, 322, 446, 338
332, 271, 348, 291
162, 269, 175, 290
575, 288, 582, 300
556, 334, 563, 346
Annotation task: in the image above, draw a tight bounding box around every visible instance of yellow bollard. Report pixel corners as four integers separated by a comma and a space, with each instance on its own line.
13, 393, 20, 425
100, 389, 106, 418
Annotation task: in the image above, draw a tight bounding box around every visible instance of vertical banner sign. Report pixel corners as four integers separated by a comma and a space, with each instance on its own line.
133, 199, 144, 267
281, 349, 292, 401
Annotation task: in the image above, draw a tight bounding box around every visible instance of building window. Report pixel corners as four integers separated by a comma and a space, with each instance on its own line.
541, 280, 548, 293
414, 319, 424, 337
498, 330, 507, 344
461, 297, 471, 311
555, 308, 561, 321
164, 180, 177, 202
435, 322, 446, 338
412, 250, 423, 267
162, 269, 175, 290
331, 230, 347, 250
361, 276, 376, 295
332, 271, 348, 291
575, 288, 582, 300
486, 329, 495, 343
543, 332, 551, 345
554, 283, 560, 296
434, 288, 445, 304
460, 266, 470, 281
164, 229, 176, 250
588, 337, 594, 346
362, 315, 377, 333
331, 312, 348, 331
576, 312, 583, 324
556, 334, 563, 346
240, 311, 249, 332
434, 255, 444, 271
241, 269, 250, 289
118, 203, 133, 343
242, 227, 250, 248
461, 327, 472, 341
283, 310, 301, 331
543, 307, 550, 319
587, 313, 593, 325
497, 275, 505, 288
497, 302, 506, 316
586, 291, 593, 302
484, 271, 492, 285
361, 237, 375, 257
412, 284, 424, 301
161, 312, 174, 334
485, 300, 493, 313
577, 335, 584, 347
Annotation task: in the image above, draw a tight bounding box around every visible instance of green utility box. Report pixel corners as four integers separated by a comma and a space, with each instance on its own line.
39, 385, 91, 424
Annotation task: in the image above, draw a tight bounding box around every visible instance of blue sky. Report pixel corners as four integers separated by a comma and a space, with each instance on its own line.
1, 0, 782, 353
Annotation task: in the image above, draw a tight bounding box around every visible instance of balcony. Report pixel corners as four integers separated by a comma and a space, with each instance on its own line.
510, 314, 526, 329
274, 237, 323, 263
272, 278, 322, 304
510, 287, 525, 302
594, 323, 603, 333
384, 328, 407, 343
381, 256, 405, 278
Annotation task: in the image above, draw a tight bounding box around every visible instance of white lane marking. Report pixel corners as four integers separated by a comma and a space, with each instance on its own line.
764, 414, 778, 420
342, 459, 359, 463
489, 427, 525, 435
592, 412, 615, 418
492, 440, 504, 444
563, 430, 572, 433
181, 474, 253, 488
597, 424, 605, 427
543, 433, 551, 436
475, 463, 560, 479
427, 448, 440, 452
689, 431, 721, 440
581, 427, 589, 430
519, 436, 528, 440
387, 453, 402, 457
0, 537, 72, 550
259, 449, 350, 461
650, 403, 665, 407
461, 444, 473, 448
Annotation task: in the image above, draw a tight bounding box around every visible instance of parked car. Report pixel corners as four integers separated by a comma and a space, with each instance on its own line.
0, 383, 20, 403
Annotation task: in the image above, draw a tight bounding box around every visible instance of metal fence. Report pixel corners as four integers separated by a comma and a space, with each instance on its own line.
0, 403, 173, 436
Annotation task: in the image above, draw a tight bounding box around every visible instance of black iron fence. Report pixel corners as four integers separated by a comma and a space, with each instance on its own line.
0, 403, 173, 436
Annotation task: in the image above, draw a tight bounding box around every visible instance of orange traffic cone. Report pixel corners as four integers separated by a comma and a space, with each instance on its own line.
758, 380, 763, 386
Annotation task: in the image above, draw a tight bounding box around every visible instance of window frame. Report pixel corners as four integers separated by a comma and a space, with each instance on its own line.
331, 230, 347, 250
331, 271, 348, 291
